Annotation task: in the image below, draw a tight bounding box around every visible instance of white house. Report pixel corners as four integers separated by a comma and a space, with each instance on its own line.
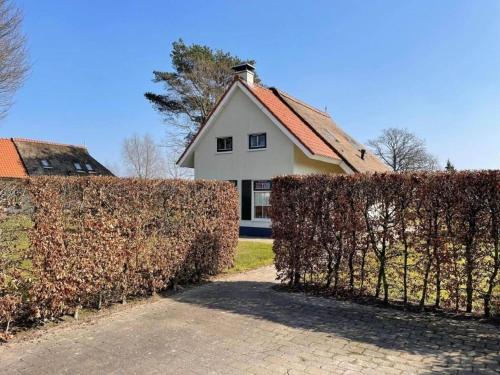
178, 64, 389, 236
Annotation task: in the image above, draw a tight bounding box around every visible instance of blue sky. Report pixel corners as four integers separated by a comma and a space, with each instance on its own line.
1, 0, 499, 170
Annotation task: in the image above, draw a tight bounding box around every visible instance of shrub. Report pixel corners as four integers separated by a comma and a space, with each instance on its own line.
271, 171, 499, 318
0, 177, 238, 332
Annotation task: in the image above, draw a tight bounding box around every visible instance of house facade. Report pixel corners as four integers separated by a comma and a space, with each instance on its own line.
0, 138, 113, 178
178, 65, 389, 236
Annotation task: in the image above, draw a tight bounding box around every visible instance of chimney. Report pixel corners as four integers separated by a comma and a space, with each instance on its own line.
360, 149, 366, 160
232, 63, 255, 85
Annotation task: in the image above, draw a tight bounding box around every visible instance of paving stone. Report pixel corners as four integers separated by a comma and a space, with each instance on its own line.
0, 265, 498, 374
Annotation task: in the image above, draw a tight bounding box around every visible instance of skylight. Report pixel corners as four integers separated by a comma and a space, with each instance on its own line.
73, 162, 84, 172
40, 159, 52, 169
85, 163, 95, 172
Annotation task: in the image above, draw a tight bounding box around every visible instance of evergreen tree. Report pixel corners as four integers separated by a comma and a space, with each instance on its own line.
145, 39, 258, 143
445, 159, 456, 172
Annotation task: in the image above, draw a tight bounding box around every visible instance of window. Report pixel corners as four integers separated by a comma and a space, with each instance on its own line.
85, 163, 95, 173
73, 162, 84, 172
40, 159, 52, 169
253, 180, 271, 219
249, 133, 266, 149
217, 137, 232, 152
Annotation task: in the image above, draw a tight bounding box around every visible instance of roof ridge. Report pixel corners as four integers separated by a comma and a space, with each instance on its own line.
273, 88, 331, 118
10, 138, 29, 177
12, 138, 87, 149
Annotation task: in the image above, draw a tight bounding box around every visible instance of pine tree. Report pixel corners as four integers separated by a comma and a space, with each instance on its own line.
145, 39, 258, 143
445, 159, 456, 172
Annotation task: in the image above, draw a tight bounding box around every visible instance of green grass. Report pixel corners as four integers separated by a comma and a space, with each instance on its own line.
1, 215, 33, 290
226, 241, 274, 274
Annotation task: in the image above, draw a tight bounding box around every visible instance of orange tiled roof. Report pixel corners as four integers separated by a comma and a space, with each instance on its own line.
243, 82, 390, 173
246, 84, 340, 160
0, 138, 28, 178
178, 78, 390, 173
274, 88, 391, 173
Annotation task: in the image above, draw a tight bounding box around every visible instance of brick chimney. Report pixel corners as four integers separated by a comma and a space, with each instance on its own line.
232, 63, 255, 85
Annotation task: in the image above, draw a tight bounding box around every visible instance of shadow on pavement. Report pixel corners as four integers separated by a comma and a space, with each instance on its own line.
172, 279, 500, 375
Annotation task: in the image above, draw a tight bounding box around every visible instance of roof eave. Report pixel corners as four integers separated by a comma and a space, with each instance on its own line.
176, 79, 240, 167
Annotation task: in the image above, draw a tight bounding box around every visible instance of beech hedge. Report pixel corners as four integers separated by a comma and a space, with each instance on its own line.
0, 177, 238, 333
271, 171, 499, 318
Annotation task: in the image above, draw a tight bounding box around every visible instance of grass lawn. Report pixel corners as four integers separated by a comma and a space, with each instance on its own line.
226, 240, 274, 274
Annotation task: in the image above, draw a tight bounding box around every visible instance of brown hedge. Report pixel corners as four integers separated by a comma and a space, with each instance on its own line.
271, 171, 499, 318
0, 177, 239, 333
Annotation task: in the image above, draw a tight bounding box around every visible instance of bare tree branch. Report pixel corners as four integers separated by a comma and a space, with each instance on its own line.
0, 0, 28, 120
121, 134, 166, 179
367, 128, 439, 172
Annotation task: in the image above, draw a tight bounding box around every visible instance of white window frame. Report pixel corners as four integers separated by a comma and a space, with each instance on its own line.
252, 179, 272, 222
216, 136, 233, 153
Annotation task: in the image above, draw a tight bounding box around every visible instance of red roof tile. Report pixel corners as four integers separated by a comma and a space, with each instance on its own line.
0, 138, 28, 178
178, 78, 390, 173
245, 84, 340, 160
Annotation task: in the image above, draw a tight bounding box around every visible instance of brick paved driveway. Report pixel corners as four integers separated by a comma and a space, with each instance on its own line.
0, 266, 499, 374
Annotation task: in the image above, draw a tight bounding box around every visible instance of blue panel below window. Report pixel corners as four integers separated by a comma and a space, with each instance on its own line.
239, 226, 272, 238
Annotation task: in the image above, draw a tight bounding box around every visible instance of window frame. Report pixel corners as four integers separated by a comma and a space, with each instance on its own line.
216, 136, 233, 153
85, 163, 95, 173
73, 162, 85, 173
248, 133, 267, 150
40, 159, 52, 169
252, 180, 272, 221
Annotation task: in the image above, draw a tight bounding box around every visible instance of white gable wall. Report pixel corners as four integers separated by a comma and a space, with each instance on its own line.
194, 86, 294, 181
190, 84, 347, 232
193, 86, 295, 230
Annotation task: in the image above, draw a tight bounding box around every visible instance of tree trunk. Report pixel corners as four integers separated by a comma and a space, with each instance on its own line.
465, 242, 474, 313
74, 306, 80, 320
402, 240, 409, 306
484, 240, 498, 318
382, 267, 389, 304
375, 255, 384, 299
435, 260, 441, 308
293, 271, 301, 287
333, 251, 343, 295
325, 250, 334, 288
420, 254, 432, 309
359, 247, 368, 293
348, 248, 355, 293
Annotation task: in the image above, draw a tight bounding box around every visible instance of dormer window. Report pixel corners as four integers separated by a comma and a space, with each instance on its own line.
73, 162, 85, 172
85, 163, 95, 173
217, 137, 232, 152
249, 133, 266, 150
40, 159, 52, 169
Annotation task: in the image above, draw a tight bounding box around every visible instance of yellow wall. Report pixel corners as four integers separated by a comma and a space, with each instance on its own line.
293, 146, 345, 175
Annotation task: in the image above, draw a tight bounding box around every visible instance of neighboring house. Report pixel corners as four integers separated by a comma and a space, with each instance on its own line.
0, 138, 113, 178
178, 64, 390, 236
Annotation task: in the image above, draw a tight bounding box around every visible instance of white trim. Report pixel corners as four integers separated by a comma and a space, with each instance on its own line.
237, 83, 316, 160
251, 180, 272, 222
178, 83, 240, 167
177, 81, 351, 173
339, 161, 355, 174
305, 154, 354, 174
